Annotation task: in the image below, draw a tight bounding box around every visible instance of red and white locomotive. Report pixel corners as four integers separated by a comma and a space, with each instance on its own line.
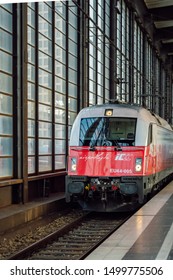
66, 102, 173, 211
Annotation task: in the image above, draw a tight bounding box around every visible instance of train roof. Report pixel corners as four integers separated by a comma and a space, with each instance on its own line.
78, 102, 172, 130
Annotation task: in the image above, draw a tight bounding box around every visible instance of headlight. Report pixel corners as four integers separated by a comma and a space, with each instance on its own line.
135, 158, 142, 172
105, 109, 113, 116
71, 157, 77, 172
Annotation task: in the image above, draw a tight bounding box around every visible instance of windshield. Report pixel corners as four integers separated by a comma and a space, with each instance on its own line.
79, 117, 136, 147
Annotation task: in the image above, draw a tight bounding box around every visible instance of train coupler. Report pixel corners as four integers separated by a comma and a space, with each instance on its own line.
101, 191, 107, 201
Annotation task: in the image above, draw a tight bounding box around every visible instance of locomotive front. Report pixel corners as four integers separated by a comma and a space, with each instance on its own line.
66, 104, 147, 211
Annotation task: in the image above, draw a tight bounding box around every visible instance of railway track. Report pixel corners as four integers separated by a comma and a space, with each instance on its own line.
9, 212, 131, 260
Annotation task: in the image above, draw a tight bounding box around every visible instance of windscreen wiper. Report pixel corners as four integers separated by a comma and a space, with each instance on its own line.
89, 143, 96, 151
114, 139, 122, 151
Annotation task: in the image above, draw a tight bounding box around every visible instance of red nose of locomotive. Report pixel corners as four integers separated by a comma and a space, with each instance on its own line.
66, 102, 173, 211
66, 145, 144, 211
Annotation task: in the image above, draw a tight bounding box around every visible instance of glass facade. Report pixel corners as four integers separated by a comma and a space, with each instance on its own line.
0, 4, 13, 178
0, 1, 172, 203
27, 2, 36, 174
67, 0, 78, 146
88, 0, 110, 105
38, 2, 53, 172
27, 1, 80, 174
115, 0, 171, 113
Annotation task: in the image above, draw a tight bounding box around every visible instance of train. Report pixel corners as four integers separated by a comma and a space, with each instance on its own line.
65, 101, 173, 211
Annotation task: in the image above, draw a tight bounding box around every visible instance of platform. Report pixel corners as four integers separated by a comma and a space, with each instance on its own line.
0, 193, 65, 234
86, 181, 173, 260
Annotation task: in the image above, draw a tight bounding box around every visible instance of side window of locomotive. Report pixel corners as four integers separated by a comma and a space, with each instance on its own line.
147, 124, 152, 145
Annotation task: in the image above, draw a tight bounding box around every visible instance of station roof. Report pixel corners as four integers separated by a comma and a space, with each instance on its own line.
144, 0, 173, 71
145, 1, 173, 52
126, 0, 173, 73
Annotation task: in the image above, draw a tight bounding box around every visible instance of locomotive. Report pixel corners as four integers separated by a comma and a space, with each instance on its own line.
65, 102, 173, 211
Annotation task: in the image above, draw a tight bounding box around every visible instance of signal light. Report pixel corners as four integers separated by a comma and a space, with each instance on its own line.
71, 157, 77, 172
112, 185, 119, 191
85, 185, 90, 191
91, 186, 96, 191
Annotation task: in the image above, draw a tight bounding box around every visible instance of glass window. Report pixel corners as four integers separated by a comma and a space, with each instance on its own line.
28, 138, 35, 155
55, 124, 66, 138
28, 157, 35, 174
68, 68, 77, 84
79, 117, 136, 147
68, 111, 76, 126
0, 29, 12, 52
55, 108, 66, 124
147, 125, 152, 145
55, 77, 66, 94
28, 46, 35, 64
28, 120, 35, 137
55, 92, 66, 109
39, 33, 52, 55
39, 104, 52, 121
39, 69, 52, 88
28, 101, 35, 118
39, 86, 52, 105
0, 158, 12, 177
39, 51, 52, 72
55, 19, 66, 35
68, 97, 77, 112
0, 7, 12, 32
55, 139, 65, 154
0, 73, 12, 94
27, 26, 35, 46
55, 1, 66, 18
55, 60, 66, 78
89, 92, 96, 104
68, 82, 77, 98
28, 2, 35, 9
68, 54, 77, 69
1, 4, 12, 12
0, 137, 12, 156
68, 10, 77, 26
28, 82, 35, 101
28, 7, 35, 27
28, 64, 35, 82
0, 94, 12, 115
68, 25, 77, 41
39, 156, 52, 171
0, 116, 12, 135
68, 39, 77, 55
55, 155, 65, 169
39, 139, 52, 154
39, 2, 52, 23
0, 51, 12, 74
39, 121, 52, 138
55, 46, 66, 63
55, 30, 66, 48
38, 16, 52, 39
